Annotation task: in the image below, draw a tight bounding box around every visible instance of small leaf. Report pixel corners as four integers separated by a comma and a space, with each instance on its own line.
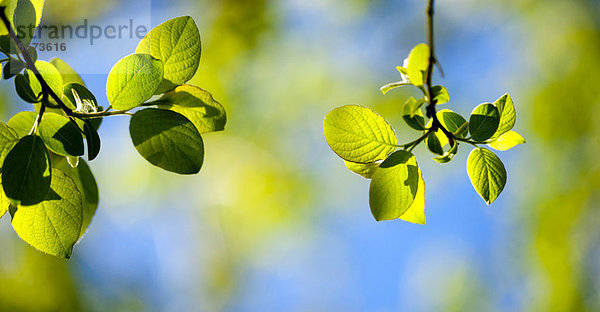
136, 16, 202, 94
14, 73, 40, 103
11, 168, 83, 259
3, 58, 25, 79
344, 160, 379, 179
154, 85, 226, 133
7, 0, 45, 44
63, 83, 97, 112
24, 61, 64, 105
83, 119, 100, 161
426, 131, 444, 155
398, 167, 425, 224
491, 93, 516, 139
469, 103, 500, 142
6, 110, 35, 137
49, 57, 85, 85
380, 81, 410, 94
51, 155, 98, 239
433, 141, 459, 164
2, 135, 51, 206
467, 147, 507, 204
425, 109, 468, 147
488, 131, 526, 151
431, 85, 449, 104
402, 97, 426, 130
129, 108, 204, 174
106, 53, 163, 110
406, 43, 430, 87
323, 105, 398, 164
369, 150, 420, 221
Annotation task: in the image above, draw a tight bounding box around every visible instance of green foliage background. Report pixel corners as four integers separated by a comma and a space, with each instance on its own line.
0, 0, 598, 310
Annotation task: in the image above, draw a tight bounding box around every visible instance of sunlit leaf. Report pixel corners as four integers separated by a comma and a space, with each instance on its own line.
467, 147, 506, 204
11, 168, 83, 258
14, 73, 39, 103
155, 84, 226, 133
323, 105, 398, 164
431, 85, 449, 104
106, 53, 163, 110
380, 81, 410, 94
406, 43, 429, 87
344, 160, 379, 179
402, 97, 426, 130
488, 130, 526, 151
369, 150, 420, 221
0, 122, 19, 218
469, 103, 500, 142
136, 16, 202, 94
129, 108, 204, 174
1, 135, 51, 205
491, 93, 516, 139
398, 167, 425, 224
433, 141, 458, 164
24, 61, 64, 105
49, 57, 85, 86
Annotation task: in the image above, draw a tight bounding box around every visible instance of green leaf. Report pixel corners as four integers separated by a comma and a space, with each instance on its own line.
11, 168, 83, 259
63, 83, 97, 112
3, 58, 25, 79
23, 61, 64, 105
323, 105, 398, 164
402, 97, 426, 130
49, 57, 85, 86
431, 85, 449, 104
491, 93, 516, 139
488, 131, 526, 151
425, 109, 468, 147
83, 119, 100, 161
1, 135, 51, 205
380, 81, 410, 94
129, 108, 204, 174
51, 155, 98, 239
369, 150, 420, 221
426, 131, 444, 155
2, 0, 45, 44
106, 53, 164, 111
433, 141, 459, 164
154, 84, 226, 133
136, 16, 202, 94
469, 103, 500, 142
14, 73, 39, 103
0, 122, 19, 218
406, 43, 430, 87
398, 167, 425, 224
467, 147, 507, 204
6, 110, 35, 137
344, 160, 379, 179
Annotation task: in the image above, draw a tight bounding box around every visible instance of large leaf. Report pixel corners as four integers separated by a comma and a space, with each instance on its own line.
49, 57, 85, 86
488, 130, 526, 151
369, 150, 420, 221
323, 105, 397, 164
406, 43, 429, 87
469, 103, 500, 142
398, 167, 426, 224
6, 110, 35, 137
467, 147, 507, 204
106, 53, 163, 110
51, 155, 98, 239
129, 108, 204, 174
136, 16, 202, 94
0, 0, 45, 44
0, 122, 19, 218
11, 168, 83, 258
491, 93, 516, 139
155, 85, 226, 133
1, 135, 51, 205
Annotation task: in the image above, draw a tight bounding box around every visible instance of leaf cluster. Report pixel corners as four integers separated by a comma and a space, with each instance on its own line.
0, 1, 226, 258
324, 43, 525, 223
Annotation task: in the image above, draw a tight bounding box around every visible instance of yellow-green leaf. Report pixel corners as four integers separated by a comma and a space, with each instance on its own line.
467, 147, 506, 204
488, 130, 526, 151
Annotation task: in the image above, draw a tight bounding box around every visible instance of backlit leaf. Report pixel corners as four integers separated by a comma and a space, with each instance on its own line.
106, 53, 163, 110
469, 103, 500, 142
488, 130, 526, 151
467, 147, 506, 204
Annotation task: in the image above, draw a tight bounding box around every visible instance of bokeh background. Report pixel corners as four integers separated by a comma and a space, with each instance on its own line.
0, 0, 599, 311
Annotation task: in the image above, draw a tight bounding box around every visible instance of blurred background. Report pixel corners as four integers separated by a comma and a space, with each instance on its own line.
0, 0, 599, 311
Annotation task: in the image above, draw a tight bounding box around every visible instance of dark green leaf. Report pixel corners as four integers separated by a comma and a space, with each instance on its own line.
129, 108, 204, 174
3, 58, 26, 79
83, 120, 100, 161
469, 103, 500, 142
2, 135, 51, 205
14, 73, 39, 103
431, 85, 449, 104
402, 97, 426, 131
63, 82, 97, 112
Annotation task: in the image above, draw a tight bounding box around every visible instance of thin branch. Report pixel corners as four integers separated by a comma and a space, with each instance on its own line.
424, 0, 454, 147
71, 109, 131, 118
